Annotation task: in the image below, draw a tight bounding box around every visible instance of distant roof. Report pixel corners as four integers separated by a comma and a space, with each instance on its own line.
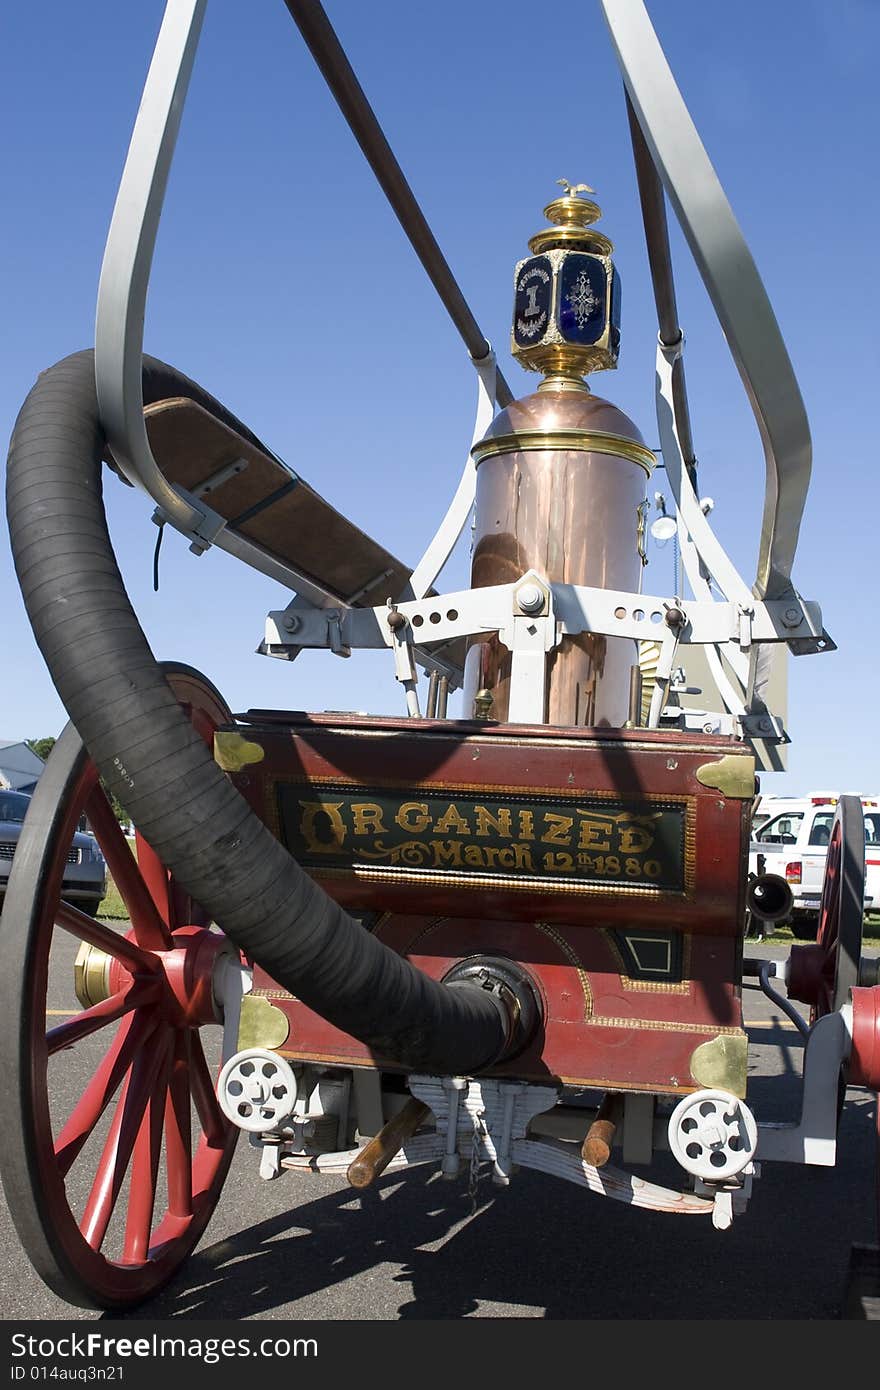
0, 742, 46, 791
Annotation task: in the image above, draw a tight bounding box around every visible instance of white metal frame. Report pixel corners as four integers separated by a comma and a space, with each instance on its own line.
264, 566, 828, 735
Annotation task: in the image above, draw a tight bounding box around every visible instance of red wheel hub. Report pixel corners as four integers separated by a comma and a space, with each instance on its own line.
787, 943, 826, 1011
850, 987, 880, 1091
102, 926, 232, 1029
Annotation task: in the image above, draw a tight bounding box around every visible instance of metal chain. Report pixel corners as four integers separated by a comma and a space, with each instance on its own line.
468, 1107, 487, 1214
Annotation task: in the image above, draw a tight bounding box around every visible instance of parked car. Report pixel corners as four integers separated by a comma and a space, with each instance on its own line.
748, 794, 880, 939
0, 788, 107, 916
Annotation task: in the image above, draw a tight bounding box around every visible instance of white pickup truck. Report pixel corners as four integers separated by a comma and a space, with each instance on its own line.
748, 794, 880, 938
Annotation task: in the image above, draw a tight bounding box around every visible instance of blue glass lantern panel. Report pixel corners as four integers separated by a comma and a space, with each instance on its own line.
609, 267, 621, 359
558, 254, 607, 345
513, 256, 553, 347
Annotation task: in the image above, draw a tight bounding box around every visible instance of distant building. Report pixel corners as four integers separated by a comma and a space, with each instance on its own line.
0, 741, 46, 793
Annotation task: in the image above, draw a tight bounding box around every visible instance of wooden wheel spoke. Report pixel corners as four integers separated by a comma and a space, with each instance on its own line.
85, 785, 172, 950
54, 902, 162, 976
81, 1029, 171, 1252
122, 1044, 172, 1264
188, 1034, 227, 1147
164, 1033, 194, 1218
134, 832, 175, 927
54, 1009, 161, 1177
47, 980, 159, 1056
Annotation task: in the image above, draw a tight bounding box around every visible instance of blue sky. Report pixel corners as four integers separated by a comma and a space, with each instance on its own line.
2, 0, 878, 794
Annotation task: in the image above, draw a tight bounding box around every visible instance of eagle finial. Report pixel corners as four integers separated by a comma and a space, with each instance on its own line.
557, 178, 594, 198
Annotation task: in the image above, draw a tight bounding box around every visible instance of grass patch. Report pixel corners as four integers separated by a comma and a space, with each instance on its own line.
97, 876, 128, 920
752, 915, 880, 944
97, 838, 136, 920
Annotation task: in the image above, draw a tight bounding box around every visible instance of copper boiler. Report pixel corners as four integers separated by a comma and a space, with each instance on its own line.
463, 378, 653, 727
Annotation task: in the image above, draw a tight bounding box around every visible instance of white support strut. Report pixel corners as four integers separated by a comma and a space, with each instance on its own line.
408, 349, 497, 600
600, 0, 813, 604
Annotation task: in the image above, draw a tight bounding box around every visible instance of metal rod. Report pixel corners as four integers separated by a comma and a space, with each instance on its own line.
627, 663, 642, 727
426, 669, 439, 718
436, 675, 449, 718
403, 681, 421, 718
624, 90, 697, 485
282, 0, 514, 408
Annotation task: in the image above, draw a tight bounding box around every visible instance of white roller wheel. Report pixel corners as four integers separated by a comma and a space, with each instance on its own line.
667, 1089, 757, 1181
217, 1048, 298, 1134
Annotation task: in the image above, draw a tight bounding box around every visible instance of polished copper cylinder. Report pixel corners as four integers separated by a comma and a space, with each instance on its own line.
463, 380, 654, 727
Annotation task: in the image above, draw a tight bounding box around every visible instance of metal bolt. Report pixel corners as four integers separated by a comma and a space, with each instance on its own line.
516, 582, 545, 615
664, 605, 686, 631
782, 606, 801, 628
387, 609, 407, 632
282, 614, 300, 633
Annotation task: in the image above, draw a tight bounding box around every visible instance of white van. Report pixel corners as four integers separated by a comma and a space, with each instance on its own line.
748, 794, 880, 938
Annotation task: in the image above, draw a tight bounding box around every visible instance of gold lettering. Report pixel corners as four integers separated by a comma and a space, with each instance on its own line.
617, 815, 657, 854
518, 809, 535, 841
435, 802, 472, 835
463, 844, 485, 867
541, 811, 573, 846
511, 843, 535, 871
396, 801, 431, 833
577, 813, 614, 851
351, 802, 387, 836
474, 804, 513, 839
298, 801, 348, 854
483, 846, 513, 868
430, 840, 463, 868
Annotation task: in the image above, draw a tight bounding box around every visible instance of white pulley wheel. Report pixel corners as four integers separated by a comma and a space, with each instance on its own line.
667, 1089, 757, 1181
217, 1048, 298, 1134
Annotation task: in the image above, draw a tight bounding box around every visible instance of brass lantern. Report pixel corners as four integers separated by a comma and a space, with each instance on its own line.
511, 180, 620, 381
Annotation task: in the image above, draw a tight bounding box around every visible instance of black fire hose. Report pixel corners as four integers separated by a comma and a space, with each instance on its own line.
6, 349, 515, 1075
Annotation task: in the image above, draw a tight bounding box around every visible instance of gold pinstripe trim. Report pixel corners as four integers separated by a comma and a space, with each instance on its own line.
620, 978, 691, 995
533, 922, 593, 1020
396, 917, 450, 956
552, 1074, 700, 1094
587, 1017, 744, 1036
307, 864, 685, 900
268, 772, 692, 804
471, 429, 655, 475
602, 928, 693, 994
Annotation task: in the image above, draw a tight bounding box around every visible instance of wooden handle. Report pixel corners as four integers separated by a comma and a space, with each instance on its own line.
581, 1093, 624, 1168
346, 1097, 431, 1189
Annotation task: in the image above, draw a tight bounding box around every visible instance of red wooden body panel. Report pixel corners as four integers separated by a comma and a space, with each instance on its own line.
222, 714, 751, 1092
249, 922, 742, 1093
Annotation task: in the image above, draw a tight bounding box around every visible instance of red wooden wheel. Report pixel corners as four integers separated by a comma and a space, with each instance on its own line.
0, 666, 239, 1309
810, 797, 864, 1023
789, 796, 865, 1031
